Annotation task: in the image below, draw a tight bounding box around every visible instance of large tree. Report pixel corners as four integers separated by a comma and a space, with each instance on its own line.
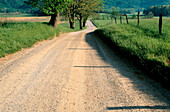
82, 0, 103, 27
75, 0, 103, 29
65, 0, 76, 29
25, 0, 72, 28
111, 7, 119, 24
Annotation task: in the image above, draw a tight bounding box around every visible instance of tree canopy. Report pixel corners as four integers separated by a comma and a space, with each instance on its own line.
143, 5, 170, 16
25, 0, 73, 28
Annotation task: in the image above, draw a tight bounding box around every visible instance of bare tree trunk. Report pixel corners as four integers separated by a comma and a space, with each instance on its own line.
83, 17, 88, 27
125, 14, 129, 24
69, 17, 75, 29
68, 5, 75, 29
48, 13, 59, 28
79, 15, 83, 29
120, 16, 122, 24
114, 17, 117, 24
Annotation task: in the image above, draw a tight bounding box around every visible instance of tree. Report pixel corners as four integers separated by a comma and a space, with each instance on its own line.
75, 0, 103, 29
25, 0, 72, 28
148, 11, 154, 18
111, 7, 119, 24
65, 0, 76, 29
82, 0, 103, 27
143, 5, 170, 16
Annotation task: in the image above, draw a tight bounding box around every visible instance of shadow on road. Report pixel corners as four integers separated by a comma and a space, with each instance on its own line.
84, 31, 170, 107
107, 106, 170, 110
68, 48, 93, 50
74, 66, 112, 68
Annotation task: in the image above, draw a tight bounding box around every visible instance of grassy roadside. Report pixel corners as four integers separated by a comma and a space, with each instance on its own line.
0, 22, 84, 57
93, 18, 170, 85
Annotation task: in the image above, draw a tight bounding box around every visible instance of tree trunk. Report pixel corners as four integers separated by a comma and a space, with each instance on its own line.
125, 14, 129, 24
69, 17, 75, 29
83, 17, 88, 27
68, 4, 75, 29
114, 17, 117, 24
48, 13, 59, 28
120, 16, 122, 24
79, 15, 83, 29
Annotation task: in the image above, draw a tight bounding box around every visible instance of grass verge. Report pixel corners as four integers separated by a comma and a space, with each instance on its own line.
94, 19, 170, 86
0, 21, 84, 57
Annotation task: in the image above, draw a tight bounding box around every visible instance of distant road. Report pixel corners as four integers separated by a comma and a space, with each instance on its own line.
0, 20, 170, 112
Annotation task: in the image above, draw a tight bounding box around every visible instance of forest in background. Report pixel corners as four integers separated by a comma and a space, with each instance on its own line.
0, 0, 170, 14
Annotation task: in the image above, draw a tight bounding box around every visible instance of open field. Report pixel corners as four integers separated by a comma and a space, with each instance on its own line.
93, 17, 170, 84
0, 21, 84, 57
0, 13, 38, 17
0, 16, 51, 22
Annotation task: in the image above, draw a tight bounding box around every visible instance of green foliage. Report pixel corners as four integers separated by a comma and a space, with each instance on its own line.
94, 18, 170, 82
25, 0, 73, 15
75, 0, 103, 17
104, 0, 170, 10
0, 0, 37, 13
0, 21, 83, 57
143, 5, 170, 16
131, 14, 137, 19
147, 11, 154, 18
110, 7, 119, 18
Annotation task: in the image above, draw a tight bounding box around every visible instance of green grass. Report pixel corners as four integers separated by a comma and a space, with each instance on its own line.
0, 21, 84, 57
91, 20, 111, 27
94, 18, 170, 83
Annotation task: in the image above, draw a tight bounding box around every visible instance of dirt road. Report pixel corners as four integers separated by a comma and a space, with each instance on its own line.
0, 20, 170, 112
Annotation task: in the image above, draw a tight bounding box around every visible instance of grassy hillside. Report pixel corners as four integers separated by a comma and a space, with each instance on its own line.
93, 18, 170, 85
0, 21, 83, 57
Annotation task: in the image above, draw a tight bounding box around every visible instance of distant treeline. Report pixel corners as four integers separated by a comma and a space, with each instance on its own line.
143, 5, 170, 16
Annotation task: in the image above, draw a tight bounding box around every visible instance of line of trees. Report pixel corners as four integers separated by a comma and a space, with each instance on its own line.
143, 5, 170, 16
25, 0, 103, 29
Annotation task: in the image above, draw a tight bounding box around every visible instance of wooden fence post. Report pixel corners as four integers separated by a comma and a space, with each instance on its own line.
124, 14, 129, 24
138, 12, 140, 26
120, 15, 122, 24
159, 13, 162, 34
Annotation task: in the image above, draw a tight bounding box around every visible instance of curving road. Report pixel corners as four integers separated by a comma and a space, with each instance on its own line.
0, 20, 170, 112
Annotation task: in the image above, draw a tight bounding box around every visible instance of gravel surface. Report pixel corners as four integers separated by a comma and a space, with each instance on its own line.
0, 20, 170, 112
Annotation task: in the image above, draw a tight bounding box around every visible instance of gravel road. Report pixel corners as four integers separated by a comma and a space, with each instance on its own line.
0, 20, 170, 112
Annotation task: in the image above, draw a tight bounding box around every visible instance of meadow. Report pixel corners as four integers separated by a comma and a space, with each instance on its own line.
0, 21, 83, 57
93, 17, 170, 83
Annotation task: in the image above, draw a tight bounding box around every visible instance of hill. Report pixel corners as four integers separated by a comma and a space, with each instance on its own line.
0, 0, 25, 8
0, 0, 170, 13
104, 0, 170, 10
0, 0, 34, 13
